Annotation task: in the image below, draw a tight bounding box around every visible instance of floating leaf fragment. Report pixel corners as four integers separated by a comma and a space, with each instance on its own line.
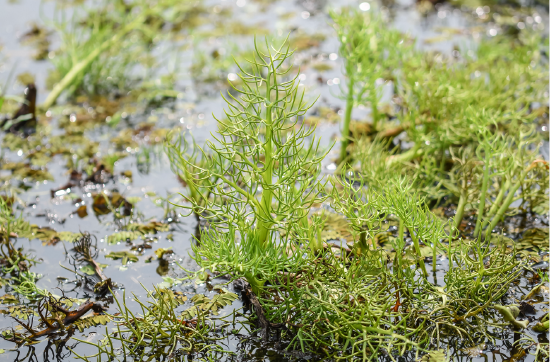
493, 305, 529, 329
533, 313, 549, 332
76, 205, 88, 218
461, 343, 486, 358
80, 264, 107, 276
0, 294, 18, 305
157, 276, 182, 289
106, 231, 142, 245
420, 349, 447, 362
180, 292, 238, 319
73, 314, 113, 332
105, 251, 138, 265
154, 247, 173, 259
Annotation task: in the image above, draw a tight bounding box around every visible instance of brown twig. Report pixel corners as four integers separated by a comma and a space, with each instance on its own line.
237, 279, 284, 340
32, 301, 99, 338
9, 296, 102, 340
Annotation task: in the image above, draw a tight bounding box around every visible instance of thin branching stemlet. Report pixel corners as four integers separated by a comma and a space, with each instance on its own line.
373, 178, 447, 277
165, 135, 220, 222
330, 174, 385, 255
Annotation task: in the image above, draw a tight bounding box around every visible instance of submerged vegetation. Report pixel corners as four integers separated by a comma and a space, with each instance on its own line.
164, 32, 548, 359
0, 0, 547, 360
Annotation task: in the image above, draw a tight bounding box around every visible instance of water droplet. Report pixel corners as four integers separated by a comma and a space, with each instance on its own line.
359, 2, 370, 11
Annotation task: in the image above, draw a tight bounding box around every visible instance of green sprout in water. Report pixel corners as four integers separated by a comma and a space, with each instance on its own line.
331, 8, 404, 164
168, 36, 330, 293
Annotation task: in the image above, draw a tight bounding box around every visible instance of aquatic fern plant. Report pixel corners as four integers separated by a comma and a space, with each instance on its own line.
262, 175, 524, 359
331, 176, 447, 277
167, 37, 330, 292
44, 0, 197, 108
331, 8, 404, 164
72, 286, 233, 361
432, 114, 548, 239
260, 250, 429, 360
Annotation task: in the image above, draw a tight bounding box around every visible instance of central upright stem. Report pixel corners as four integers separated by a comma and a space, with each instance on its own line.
257, 71, 275, 247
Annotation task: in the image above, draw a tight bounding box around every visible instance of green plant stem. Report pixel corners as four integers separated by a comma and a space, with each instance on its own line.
244, 271, 264, 296
256, 57, 278, 247
358, 229, 369, 253
408, 230, 428, 277
315, 226, 323, 252
340, 77, 354, 164
483, 177, 510, 227
398, 219, 404, 249
453, 177, 468, 238
394, 219, 404, 277
371, 84, 379, 130
41, 11, 151, 110
473, 151, 491, 238
432, 239, 437, 277
186, 170, 207, 222
386, 143, 422, 165
305, 211, 322, 253
484, 170, 528, 239
438, 179, 461, 196
257, 102, 274, 247
471, 225, 487, 292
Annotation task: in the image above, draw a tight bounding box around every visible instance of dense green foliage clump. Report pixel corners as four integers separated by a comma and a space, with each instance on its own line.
165, 17, 548, 358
